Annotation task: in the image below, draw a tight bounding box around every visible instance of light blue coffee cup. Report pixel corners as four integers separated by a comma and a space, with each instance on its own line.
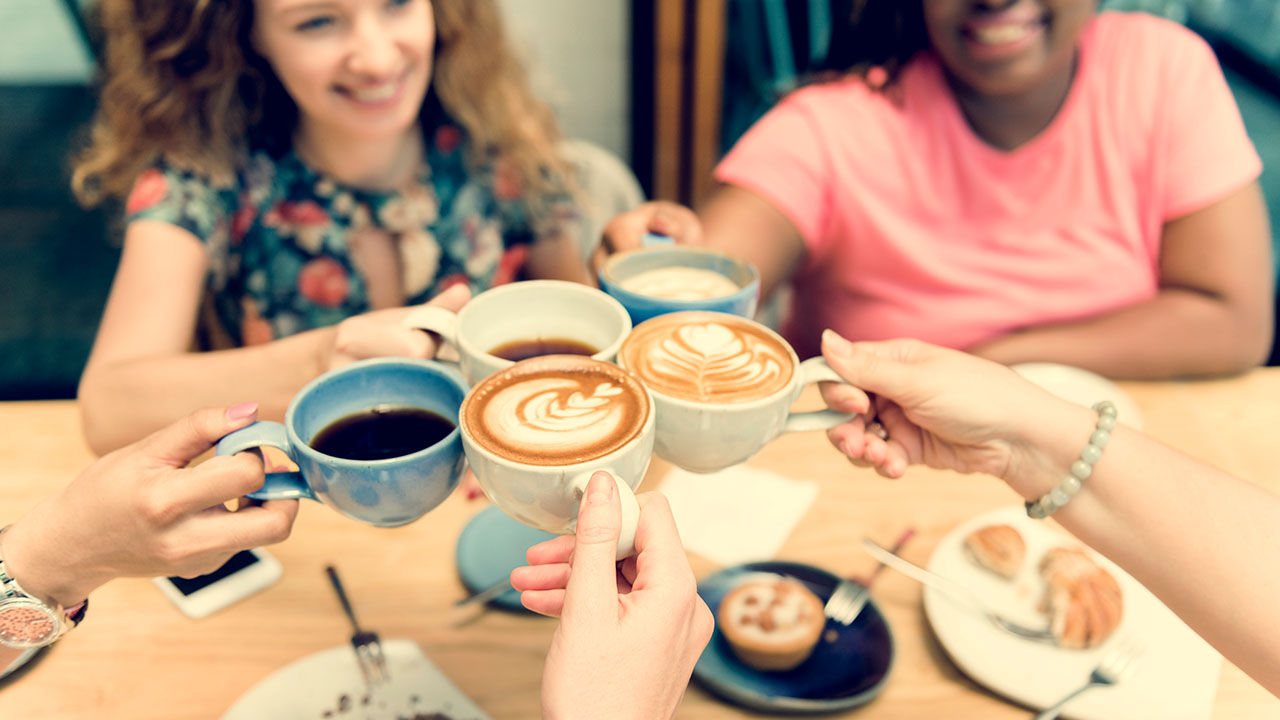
216, 358, 468, 528
599, 234, 761, 326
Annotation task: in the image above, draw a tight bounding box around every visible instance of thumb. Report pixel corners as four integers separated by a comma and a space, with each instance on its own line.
820, 331, 923, 402
429, 282, 471, 312
139, 403, 261, 467
563, 471, 622, 623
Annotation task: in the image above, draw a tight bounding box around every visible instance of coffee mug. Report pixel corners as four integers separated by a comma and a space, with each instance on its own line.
599, 237, 760, 326
618, 311, 852, 474
216, 358, 468, 527
459, 354, 655, 560
402, 280, 633, 386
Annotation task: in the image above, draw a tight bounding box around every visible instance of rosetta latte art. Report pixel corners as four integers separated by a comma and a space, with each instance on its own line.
473, 374, 641, 464
629, 319, 792, 402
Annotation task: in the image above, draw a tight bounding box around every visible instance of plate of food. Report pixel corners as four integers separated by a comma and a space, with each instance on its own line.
221, 639, 489, 720
1011, 363, 1144, 430
693, 561, 894, 714
923, 507, 1219, 719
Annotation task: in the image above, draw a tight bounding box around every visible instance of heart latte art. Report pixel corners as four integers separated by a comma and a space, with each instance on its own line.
462, 356, 649, 465
620, 312, 794, 403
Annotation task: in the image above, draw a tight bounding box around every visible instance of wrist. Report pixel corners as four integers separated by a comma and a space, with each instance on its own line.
1, 521, 101, 608
1001, 400, 1098, 502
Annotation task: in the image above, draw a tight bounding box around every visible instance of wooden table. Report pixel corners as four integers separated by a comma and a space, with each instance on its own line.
2, 372, 1278, 719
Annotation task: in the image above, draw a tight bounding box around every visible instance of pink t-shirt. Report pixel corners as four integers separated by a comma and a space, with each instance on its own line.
715, 11, 1262, 360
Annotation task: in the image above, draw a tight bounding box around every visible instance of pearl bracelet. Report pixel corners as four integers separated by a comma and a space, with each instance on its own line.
1026, 400, 1117, 519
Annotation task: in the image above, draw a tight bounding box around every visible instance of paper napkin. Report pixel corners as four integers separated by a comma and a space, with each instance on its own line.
657, 465, 819, 566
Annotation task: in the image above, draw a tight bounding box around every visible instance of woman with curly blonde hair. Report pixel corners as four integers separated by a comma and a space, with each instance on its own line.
74, 0, 593, 453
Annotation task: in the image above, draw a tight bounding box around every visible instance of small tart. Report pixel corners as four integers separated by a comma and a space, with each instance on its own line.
717, 575, 825, 671
963, 524, 1027, 579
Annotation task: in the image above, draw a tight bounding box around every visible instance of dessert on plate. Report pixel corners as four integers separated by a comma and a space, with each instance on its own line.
1038, 547, 1124, 649
717, 574, 825, 671
963, 524, 1026, 579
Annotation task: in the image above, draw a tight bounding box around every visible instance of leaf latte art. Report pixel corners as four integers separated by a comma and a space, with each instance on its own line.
622, 314, 794, 403
463, 360, 649, 466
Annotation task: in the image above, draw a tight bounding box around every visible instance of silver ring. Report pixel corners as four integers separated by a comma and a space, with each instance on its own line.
866, 421, 889, 441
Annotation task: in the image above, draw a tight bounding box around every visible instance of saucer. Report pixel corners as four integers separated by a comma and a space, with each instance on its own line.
222, 639, 488, 719
693, 561, 894, 714
455, 505, 558, 612
1011, 363, 1144, 430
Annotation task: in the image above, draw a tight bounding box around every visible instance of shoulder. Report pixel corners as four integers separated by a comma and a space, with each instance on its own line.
125, 156, 247, 242
1088, 11, 1219, 76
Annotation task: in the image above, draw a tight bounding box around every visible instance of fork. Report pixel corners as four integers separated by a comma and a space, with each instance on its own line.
1032, 637, 1143, 719
861, 538, 1059, 645
325, 565, 390, 686
825, 528, 915, 625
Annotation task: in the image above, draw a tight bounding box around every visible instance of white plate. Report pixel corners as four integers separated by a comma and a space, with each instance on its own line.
1011, 363, 1144, 430
923, 507, 1220, 720
222, 639, 489, 720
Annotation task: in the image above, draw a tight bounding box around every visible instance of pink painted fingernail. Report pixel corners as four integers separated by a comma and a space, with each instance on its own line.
227, 402, 259, 420
466, 487, 483, 501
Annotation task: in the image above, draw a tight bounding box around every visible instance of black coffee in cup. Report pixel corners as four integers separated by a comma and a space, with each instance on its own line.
489, 337, 598, 363
311, 406, 455, 461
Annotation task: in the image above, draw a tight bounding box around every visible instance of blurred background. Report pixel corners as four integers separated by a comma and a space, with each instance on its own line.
2, 0, 1277, 400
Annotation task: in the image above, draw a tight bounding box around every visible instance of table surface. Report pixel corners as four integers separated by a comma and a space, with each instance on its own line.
1, 372, 1278, 719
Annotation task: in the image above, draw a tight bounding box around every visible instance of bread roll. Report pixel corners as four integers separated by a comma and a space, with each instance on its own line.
963, 524, 1027, 579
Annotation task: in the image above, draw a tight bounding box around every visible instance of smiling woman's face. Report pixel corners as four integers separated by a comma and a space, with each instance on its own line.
923, 0, 1095, 98
252, 0, 434, 142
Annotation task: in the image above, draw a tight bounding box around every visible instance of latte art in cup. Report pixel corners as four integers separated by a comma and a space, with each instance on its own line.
620, 312, 794, 403
619, 266, 741, 301
462, 355, 650, 466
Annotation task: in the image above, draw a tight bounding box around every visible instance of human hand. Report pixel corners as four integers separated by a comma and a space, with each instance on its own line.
325, 283, 471, 370
0, 404, 298, 608
511, 472, 713, 720
592, 201, 704, 274
819, 330, 1082, 487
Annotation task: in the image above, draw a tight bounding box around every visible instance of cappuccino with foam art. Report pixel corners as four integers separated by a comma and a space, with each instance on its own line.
459, 354, 655, 559
619, 312, 793, 404
462, 355, 650, 466
619, 311, 853, 473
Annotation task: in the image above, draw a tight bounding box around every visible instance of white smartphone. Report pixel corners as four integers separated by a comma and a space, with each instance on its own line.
152, 548, 282, 619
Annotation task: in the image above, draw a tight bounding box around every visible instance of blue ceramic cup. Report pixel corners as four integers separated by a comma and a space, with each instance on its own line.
216, 358, 468, 528
599, 235, 760, 326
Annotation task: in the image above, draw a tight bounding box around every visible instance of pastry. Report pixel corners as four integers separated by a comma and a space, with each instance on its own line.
1038, 547, 1124, 649
717, 575, 825, 671
963, 524, 1026, 579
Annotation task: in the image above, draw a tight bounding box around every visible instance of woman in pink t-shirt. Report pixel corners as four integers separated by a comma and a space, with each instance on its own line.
603, 1, 1273, 379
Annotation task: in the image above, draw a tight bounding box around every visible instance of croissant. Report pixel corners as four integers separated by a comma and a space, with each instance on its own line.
963, 524, 1027, 579
1039, 547, 1123, 649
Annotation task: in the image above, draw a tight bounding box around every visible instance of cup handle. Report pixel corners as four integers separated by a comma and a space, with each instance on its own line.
782, 357, 857, 433
568, 472, 641, 561
216, 421, 316, 501
401, 305, 460, 359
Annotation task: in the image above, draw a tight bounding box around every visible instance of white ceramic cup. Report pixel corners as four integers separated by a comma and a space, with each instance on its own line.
402, 280, 632, 386
458, 355, 655, 560
618, 311, 853, 474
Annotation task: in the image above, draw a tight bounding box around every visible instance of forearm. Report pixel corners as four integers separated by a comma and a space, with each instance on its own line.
78, 328, 333, 454
971, 288, 1271, 379
1010, 403, 1280, 695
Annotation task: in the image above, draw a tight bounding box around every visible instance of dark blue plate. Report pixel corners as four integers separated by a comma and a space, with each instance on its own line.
454, 505, 558, 612
694, 561, 895, 714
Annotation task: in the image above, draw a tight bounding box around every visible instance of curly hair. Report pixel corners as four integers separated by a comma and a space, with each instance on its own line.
72, 0, 567, 209
810, 0, 929, 89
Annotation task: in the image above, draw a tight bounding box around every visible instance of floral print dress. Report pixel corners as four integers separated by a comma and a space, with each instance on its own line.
125, 118, 571, 346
